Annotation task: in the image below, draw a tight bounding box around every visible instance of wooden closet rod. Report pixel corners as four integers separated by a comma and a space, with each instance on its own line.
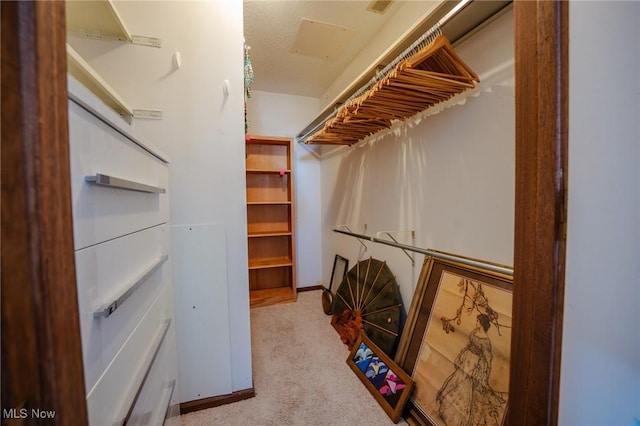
333, 228, 513, 277
296, 0, 512, 145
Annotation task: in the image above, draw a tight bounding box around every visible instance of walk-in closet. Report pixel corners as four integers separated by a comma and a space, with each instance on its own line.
2, 1, 638, 425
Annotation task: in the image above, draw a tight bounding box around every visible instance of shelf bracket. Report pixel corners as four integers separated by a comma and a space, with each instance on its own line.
130, 35, 162, 48
335, 224, 368, 252
133, 109, 163, 120
67, 30, 162, 48
119, 114, 134, 125
375, 230, 416, 266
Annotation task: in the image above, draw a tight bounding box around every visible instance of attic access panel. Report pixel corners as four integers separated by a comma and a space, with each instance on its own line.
291, 18, 356, 61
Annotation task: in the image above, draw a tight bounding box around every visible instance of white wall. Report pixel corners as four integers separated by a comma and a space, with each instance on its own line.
561, 2, 640, 424
246, 91, 323, 288
320, 9, 515, 311
68, 0, 252, 399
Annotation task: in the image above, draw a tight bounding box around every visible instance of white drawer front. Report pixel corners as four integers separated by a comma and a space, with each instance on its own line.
126, 328, 179, 426
75, 224, 170, 392
86, 280, 175, 426
69, 101, 169, 250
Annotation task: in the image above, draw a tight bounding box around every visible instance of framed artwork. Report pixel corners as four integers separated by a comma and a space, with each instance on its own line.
329, 254, 349, 293
395, 252, 513, 426
322, 254, 349, 315
347, 333, 414, 423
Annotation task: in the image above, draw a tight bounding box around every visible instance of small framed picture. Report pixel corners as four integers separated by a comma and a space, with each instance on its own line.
347, 333, 414, 423
322, 254, 349, 315
329, 254, 349, 293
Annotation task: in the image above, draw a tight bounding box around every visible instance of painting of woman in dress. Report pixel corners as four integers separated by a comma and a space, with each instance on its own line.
435, 313, 507, 425
410, 272, 512, 426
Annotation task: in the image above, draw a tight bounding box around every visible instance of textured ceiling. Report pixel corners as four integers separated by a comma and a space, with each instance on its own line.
243, 1, 402, 98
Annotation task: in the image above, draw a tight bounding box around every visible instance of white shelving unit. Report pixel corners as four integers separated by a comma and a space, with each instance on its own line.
65, 0, 161, 122
66, 0, 133, 42
66, 0, 161, 47
66, 44, 134, 118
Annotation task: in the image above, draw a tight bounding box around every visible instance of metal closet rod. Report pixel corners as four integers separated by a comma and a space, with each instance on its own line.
333, 228, 513, 277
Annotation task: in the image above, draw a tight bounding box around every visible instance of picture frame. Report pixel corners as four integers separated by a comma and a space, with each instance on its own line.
394, 252, 513, 426
329, 254, 349, 293
347, 332, 414, 423
322, 254, 349, 314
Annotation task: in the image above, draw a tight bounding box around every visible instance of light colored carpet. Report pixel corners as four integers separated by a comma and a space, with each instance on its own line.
180, 290, 406, 426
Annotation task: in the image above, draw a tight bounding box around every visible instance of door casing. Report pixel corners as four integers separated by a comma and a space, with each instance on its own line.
0, 1, 567, 424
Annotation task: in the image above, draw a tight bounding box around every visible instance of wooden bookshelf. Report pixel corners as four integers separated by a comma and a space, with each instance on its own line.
245, 135, 296, 307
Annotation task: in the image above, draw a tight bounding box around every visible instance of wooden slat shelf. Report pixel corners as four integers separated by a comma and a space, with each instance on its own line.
248, 232, 292, 238
246, 136, 294, 145
247, 201, 291, 205
246, 169, 291, 174
246, 173, 291, 203
248, 257, 292, 270
247, 203, 290, 235
249, 287, 296, 308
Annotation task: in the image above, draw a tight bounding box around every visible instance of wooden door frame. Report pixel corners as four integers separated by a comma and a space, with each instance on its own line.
1, 1, 88, 423
0, 1, 567, 424
509, 1, 568, 424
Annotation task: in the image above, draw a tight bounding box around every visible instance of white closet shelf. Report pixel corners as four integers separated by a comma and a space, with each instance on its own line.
66, 44, 134, 119
66, 0, 132, 42
66, 0, 161, 47
65, 1, 161, 120
67, 74, 170, 164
